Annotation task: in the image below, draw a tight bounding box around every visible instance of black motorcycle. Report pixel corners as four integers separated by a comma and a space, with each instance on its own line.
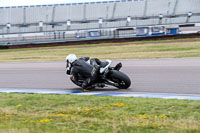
68, 60, 131, 89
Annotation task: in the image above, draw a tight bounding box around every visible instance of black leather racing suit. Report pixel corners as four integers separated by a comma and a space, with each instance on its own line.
70, 57, 100, 89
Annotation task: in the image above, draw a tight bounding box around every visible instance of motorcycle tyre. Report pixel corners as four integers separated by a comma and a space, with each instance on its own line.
108, 70, 131, 89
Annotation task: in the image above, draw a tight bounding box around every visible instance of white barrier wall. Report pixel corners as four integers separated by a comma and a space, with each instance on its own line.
175, 0, 200, 14
26, 6, 53, 23
146, 0, 175, 16
86, 3, 115, 20
0, 0, 200, 34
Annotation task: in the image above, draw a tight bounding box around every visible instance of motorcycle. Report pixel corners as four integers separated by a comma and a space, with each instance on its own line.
67, 60, 131, 89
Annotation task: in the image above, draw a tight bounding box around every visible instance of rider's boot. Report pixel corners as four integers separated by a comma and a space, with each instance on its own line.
96, 83, 105, 88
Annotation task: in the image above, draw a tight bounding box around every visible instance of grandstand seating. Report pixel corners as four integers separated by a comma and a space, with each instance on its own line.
0, 0, 200, 34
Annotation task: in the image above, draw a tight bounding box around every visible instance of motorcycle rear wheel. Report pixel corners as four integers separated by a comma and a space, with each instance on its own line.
109, 70, 131, 89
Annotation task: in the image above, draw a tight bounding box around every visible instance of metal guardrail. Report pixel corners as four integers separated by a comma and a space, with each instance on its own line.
0, 26, 200, 47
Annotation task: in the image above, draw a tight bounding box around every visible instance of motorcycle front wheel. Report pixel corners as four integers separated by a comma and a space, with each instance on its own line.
108, 70, 131, 89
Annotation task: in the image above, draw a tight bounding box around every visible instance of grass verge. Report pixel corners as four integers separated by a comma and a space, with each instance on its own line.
0, 38, 200, 62
0, 93, 200, 133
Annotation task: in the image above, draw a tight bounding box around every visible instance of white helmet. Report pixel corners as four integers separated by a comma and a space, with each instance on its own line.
66, 54, 77, 63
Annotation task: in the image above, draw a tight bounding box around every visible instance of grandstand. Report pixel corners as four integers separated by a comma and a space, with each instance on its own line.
0, 0, 200, 44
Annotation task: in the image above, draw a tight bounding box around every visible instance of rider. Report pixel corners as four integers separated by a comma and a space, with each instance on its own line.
66, 54, 108, 90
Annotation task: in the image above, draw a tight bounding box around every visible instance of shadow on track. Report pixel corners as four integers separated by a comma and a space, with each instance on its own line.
69, 87, 121, 92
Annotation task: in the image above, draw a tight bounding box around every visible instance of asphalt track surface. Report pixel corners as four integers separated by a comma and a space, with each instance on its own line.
0, 58, 200, 95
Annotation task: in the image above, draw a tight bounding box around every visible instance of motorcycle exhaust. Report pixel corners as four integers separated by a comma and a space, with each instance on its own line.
114, 62, 122, 71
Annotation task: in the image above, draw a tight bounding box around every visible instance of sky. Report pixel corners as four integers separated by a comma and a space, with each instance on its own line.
0, 0, 112, 7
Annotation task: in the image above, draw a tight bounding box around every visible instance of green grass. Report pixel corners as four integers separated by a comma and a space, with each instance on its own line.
1, 38, 200, 62
0, 93, 200, 133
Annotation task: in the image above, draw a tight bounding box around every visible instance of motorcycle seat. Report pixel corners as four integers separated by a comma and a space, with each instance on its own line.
100, 60, 112, 74
100, 61, 109, 68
